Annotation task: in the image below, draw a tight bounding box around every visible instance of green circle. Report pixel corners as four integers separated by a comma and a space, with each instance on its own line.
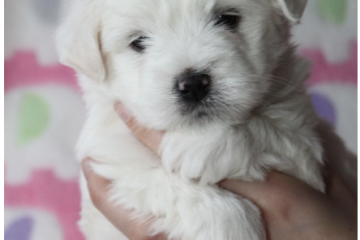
318, 0, 347, 24
17, 93, 50, 145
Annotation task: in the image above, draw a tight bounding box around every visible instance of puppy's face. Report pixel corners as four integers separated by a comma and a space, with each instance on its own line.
57, 0, 307, 130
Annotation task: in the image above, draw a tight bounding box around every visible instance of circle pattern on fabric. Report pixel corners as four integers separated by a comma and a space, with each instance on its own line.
311, 92, 336, 125
318, 0, 347, 24
17, 93, 50, 146
5, 216, 34, 240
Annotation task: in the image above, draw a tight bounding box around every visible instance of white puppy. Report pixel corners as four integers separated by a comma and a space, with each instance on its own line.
56, 0, 327, 239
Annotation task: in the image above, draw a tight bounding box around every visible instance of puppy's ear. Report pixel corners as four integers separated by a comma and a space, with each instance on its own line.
56, 1, 105, 81
272, 0, 308, 24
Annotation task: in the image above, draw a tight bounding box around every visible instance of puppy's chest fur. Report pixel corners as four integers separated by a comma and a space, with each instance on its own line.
161, 95, 324, 191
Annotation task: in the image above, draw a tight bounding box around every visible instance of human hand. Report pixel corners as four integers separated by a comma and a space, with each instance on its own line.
82, 157, 167, 240
81, 102, 166, 240
221, 171, 356, 240
82, 102, 356, 240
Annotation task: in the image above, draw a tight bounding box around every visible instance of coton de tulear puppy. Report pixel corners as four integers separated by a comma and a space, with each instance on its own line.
56, 0, 327, 239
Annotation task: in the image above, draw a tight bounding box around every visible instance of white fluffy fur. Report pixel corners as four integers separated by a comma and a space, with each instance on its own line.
56, 0, 328, 239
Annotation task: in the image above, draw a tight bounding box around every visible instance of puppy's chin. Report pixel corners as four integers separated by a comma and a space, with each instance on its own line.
178, 99, 215, 122
169, 106, 252, 130
173, 95, 257, 129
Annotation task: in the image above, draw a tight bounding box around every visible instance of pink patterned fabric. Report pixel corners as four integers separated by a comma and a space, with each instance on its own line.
5, 52, 78, 92
304, 42, 357, 86
5, 169, 84, 240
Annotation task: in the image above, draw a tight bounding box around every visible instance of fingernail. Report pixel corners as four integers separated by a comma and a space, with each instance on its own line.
114, 102, 132, 123
82, 158, 93, 180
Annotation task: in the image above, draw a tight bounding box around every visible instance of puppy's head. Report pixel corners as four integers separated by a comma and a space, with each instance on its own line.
56, 0, 307, 129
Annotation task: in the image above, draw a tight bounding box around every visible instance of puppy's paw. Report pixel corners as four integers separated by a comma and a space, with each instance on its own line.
194, 198, 265, 240
161, 143, 219, 184
161, 129, 252, 184
156, 188, 266, 240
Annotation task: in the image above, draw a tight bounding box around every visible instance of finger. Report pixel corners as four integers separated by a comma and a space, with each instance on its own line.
219, 171, 316, 210
325, 170, 356, 215
82, 158, 111, 210
115, 102, 164, 155
82, 158, 168, 240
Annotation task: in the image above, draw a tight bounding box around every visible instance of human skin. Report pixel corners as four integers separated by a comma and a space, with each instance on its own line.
81, 102, 356, 240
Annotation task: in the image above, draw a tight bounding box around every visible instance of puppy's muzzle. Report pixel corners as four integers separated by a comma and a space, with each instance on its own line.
176, 69, 211, 103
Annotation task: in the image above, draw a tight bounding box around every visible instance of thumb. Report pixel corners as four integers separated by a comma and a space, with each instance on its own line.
219, 171, 312, 210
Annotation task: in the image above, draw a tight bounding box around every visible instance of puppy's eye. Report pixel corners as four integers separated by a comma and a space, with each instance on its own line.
215, 14, 240, 29
131, 36, 148, 53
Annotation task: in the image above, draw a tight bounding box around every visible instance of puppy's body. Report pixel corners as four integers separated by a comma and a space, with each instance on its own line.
57, 0, 328, 239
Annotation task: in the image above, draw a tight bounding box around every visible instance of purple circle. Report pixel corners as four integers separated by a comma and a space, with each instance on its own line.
5, 216, 34, 240
311, 92, 336, 125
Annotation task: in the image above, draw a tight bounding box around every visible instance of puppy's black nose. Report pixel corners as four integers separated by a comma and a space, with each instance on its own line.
177, 71, 211, 102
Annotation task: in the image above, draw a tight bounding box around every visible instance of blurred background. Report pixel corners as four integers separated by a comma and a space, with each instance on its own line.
4, 1, 357, 239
